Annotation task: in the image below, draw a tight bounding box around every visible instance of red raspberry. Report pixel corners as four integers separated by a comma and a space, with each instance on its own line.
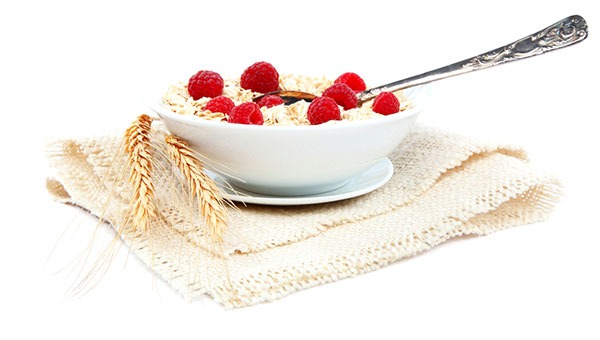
228, 102, 264, 125
204, 96, 235, 114
256, 94, 284, 108
372, 92, 400, 115
240, 61, 280, 93
307, 97, 341, 125
334, 72, 366, 93
188, 70, 224, 100
322, 83, 358, 110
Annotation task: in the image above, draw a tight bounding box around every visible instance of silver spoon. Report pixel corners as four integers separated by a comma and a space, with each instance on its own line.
254, 15, 588, 106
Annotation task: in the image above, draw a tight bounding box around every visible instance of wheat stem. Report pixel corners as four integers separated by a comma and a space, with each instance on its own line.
124, 114, 156, 233
164, 134, 228, 242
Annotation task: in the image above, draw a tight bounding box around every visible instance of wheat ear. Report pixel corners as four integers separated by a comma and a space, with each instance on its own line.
164, 134, 228, 242
124, 114, 156, 233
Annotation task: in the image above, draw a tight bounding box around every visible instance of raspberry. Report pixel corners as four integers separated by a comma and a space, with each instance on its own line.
322, 83, 358, 110
334, 72, 366, 93
372, 92, 400, 115
188, 70, 224, 100
256, 94, 284, 108
240, 61, 280, 93
307, 97, 341, 125
204, 96, 235, 114
228, 102, 264, 125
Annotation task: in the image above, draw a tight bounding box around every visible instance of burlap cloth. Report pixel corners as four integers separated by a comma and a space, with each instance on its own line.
46, 124, 561, 308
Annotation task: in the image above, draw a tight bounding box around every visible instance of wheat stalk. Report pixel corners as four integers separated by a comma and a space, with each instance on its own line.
164, 134, 228, 242
124, 114, 156, 233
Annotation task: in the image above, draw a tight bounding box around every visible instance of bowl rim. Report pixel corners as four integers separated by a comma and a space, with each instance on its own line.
150, 86, 428, 132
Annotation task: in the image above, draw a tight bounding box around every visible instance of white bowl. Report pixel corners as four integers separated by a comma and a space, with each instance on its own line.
152, 87, 427, 196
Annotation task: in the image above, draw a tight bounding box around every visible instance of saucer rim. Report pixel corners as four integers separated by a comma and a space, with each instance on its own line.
210, 157, 394, 206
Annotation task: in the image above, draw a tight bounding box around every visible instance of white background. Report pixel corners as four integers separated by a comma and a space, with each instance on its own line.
1, 0, 598, 339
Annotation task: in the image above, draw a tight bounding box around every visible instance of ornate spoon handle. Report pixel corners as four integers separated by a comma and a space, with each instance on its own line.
356, 15, 588, 104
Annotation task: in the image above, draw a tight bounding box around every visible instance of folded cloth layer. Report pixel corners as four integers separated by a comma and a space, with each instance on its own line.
46, 125, 560, 308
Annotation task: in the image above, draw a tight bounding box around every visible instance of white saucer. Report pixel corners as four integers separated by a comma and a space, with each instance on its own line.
210, 158, 394, 206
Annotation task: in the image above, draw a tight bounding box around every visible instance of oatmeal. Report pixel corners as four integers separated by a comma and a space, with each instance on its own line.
162, 63, 409, 126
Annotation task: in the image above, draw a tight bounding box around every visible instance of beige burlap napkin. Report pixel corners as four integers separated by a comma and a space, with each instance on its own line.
46, 124, 560, 308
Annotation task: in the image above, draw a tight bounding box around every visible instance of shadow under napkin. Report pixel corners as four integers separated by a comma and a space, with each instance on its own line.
47, 125, 561, 308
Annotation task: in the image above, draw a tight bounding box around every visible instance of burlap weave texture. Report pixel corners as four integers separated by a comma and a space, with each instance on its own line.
46, 125, 560, 308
